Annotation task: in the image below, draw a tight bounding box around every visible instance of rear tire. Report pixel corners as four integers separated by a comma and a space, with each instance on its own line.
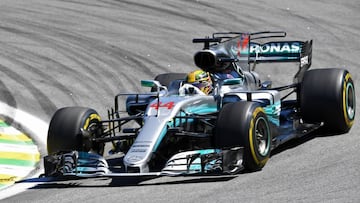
300, 68, 355, 133
215, 102, 272, 171
47, 107, 104, 155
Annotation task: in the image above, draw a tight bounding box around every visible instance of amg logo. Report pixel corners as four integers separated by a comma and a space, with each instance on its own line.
250, 42, 301, 54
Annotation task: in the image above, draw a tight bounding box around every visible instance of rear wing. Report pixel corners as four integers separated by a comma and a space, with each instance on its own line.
249, 40, 312, 65
193, 31, 312, 81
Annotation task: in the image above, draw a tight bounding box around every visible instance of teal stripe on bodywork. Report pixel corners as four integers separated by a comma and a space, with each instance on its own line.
263, 101, 281, 126
184, 105, 217, 115
152, 125, 168, 152
153, 105, 217, 152
188, 149, 220, 171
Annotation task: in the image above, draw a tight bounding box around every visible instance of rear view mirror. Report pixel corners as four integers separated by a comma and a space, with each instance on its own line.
141, 80, 159, 87
141, 80, 167, 92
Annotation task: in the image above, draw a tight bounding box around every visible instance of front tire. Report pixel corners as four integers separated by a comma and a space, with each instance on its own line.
300, 68, 356, 133
47, 107, 104, 155
215, 102, 272, 171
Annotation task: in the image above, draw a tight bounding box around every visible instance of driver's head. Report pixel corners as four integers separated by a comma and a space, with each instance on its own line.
185, 70, 213, 95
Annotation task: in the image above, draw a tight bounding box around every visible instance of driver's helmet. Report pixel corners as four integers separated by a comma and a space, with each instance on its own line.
185, 70, 213, 95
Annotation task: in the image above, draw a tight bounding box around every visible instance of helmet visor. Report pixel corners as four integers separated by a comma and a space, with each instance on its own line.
192, 80, 209, 89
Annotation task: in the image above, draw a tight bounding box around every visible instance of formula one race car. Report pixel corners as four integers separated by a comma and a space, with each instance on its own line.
43, 31, 356, 178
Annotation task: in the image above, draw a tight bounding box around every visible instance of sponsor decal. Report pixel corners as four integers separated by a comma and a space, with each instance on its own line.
236, 34, 250, 57
230, 41, 301, 57
150, 101, 175, 110
301, 56, 309, 67
250, 42, 301, 54
134, 141, 152, 143
132, 145, 150, 148
130, 149, 146, 153
126, 155, 143, 162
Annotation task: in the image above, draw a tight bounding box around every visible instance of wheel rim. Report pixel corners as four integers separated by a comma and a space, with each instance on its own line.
82, 113, 103, 154
346, 82, 355, 120
255, 117, 270, 156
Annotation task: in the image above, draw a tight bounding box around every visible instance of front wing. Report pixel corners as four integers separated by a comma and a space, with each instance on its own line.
43, 148, 244, 178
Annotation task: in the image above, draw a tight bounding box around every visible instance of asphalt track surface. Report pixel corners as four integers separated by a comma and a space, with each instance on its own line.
0, 0, 359, 202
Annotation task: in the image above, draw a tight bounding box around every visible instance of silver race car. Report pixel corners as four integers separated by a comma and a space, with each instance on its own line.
43, 31, 355, 178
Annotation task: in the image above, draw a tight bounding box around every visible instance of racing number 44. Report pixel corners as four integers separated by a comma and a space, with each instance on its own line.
150, 101, 175, 110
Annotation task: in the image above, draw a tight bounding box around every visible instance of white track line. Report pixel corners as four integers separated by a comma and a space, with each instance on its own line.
0, 102, 48, 199
0, 143, 39, 153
